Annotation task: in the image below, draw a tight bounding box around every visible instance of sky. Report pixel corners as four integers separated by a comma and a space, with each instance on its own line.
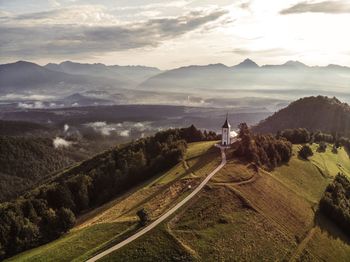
0, 0, 350, 69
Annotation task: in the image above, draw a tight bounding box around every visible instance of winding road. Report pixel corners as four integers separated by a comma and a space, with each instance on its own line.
86, 146, 226, 262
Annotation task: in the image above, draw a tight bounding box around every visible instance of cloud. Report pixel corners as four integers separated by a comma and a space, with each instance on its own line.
228, 48, 296, 56
85, 121, 116, 136
53, 137, 72, 148
281, 0, 350, 14
17, 101, 45, 109
64, 124, 69, 132
119, 130, 130, 137
0, 7, 228, 59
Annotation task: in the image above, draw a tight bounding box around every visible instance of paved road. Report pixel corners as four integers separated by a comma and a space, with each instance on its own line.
86, 146, 226, 262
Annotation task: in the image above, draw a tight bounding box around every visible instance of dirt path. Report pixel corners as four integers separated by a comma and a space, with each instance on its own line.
86, 145, 226, 262
288, 227, 316, 261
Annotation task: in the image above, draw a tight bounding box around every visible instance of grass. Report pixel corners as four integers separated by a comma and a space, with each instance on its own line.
186, 146, 221, 179
7, 222, 134, 262
100, 226, 194, 262
184, 140, 218, 160
302, 217, 350, 262
271, 144, 350, 203
170, 186, 295, 261
211, 160, 254, 183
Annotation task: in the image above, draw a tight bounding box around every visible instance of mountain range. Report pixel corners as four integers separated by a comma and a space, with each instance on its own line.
1, 59, 350, 108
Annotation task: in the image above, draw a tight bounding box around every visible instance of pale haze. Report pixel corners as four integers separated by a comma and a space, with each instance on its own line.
1, 0, 350, 69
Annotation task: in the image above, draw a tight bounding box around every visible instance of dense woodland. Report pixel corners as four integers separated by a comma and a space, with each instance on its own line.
254, 96, 350, 137
0, 137, 74, 202
320, 174, 350, 235
234, 123, 293, 169
0, 125, 217, 259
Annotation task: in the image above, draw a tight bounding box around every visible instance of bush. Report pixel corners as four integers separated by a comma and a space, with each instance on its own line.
279, 128, 310, 144
317, 142, 327, 153
298, 145, 313, 160
137, 208, 150, 226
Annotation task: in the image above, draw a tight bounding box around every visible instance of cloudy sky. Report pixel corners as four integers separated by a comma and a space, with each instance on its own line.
1, 0, 350, 69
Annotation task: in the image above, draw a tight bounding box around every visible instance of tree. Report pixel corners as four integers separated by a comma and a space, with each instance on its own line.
56, 208, 76, 234
317, 142, 327, 153
298, 145, 313, 160
136, 208, 150, 226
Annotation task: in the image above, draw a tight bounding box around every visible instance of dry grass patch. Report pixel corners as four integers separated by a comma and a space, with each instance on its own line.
234, 169, 314, 239
170, 186, 295, 261
211, 160, 255, 183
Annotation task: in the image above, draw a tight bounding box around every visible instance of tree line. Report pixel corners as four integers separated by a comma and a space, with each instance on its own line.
0, 125, 217, 259
319, 173, 350, 235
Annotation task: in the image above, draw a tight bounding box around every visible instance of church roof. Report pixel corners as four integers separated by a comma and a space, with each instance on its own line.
222, 115, 230, 128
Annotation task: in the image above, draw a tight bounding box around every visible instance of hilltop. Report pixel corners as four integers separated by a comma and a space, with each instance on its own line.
254, 96, 350, 135
7, 137, 350, 261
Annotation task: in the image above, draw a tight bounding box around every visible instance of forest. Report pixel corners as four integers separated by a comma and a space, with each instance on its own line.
0, 125, 217, 259
0, 137, 74, 202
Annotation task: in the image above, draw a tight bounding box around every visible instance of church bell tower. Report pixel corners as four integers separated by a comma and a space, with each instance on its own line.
221, 113, 231, 146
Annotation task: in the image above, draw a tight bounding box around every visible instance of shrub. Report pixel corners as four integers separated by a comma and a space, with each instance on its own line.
317, 142, 327, 153
137, 208, 150, 226
298, 145, 313, 160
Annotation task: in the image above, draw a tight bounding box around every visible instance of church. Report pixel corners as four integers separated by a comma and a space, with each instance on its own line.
221, 114, 237, 146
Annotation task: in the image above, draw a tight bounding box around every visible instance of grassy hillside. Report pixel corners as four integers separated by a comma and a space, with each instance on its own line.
8, 141, 220, 261
8, 141, 350, 261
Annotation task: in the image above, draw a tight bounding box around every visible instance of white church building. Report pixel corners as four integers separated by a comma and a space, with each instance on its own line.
221, 114, 237, 146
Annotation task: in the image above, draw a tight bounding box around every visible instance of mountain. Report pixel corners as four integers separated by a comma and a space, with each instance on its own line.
45, 61, 161, 84
0, 61, 128, 95
232, 58, 259, 69
139, 60, 350, 103
254, 96, 350, 135
262, 60, 308, 69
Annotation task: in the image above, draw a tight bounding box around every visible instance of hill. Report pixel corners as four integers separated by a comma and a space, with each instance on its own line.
254, 96, 350, 136
8, 140, 350, 261
0, 136, 74, 202
0, 120, 49, 136
0, 126, 217, 259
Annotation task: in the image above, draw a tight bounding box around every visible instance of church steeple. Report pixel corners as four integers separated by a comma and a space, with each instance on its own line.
221, 113, 231, 146
222, 113, 230, 128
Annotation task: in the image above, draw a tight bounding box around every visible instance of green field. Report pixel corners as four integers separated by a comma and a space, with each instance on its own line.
8, 141, 350, 261
7, 222, 134, 262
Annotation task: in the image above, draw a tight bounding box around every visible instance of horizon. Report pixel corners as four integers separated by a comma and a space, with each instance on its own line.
4, 58, 350, 70
1, 0, 350, 69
